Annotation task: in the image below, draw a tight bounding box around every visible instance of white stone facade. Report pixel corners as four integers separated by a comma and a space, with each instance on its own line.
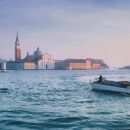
37, 53, 55, 70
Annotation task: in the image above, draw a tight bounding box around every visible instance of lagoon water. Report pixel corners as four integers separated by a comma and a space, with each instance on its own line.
0, 69, 130, 130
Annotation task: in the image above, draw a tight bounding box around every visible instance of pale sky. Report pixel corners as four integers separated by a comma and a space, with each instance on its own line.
0, 0, 130, 67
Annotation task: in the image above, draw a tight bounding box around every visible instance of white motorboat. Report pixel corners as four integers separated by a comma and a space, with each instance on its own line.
90, 79, 130, 94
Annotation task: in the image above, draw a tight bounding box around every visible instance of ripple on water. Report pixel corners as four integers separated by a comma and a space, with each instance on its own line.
0, 88, 10, 93
0, 70, 130, 130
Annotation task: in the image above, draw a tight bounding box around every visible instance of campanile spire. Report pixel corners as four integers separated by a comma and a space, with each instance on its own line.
15, 32, 21, 61
16, 32, 19, 42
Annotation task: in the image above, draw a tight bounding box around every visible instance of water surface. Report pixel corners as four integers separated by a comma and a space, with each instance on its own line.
0, 69, 130, 130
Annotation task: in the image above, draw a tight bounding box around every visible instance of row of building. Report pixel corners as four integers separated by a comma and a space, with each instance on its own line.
55, 59, 108, 70
7, 47, 55, 70
0, 33, 109, 70
6, 33, 55, 70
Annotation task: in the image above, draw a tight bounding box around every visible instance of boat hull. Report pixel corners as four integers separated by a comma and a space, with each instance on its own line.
90, 83, 130, 94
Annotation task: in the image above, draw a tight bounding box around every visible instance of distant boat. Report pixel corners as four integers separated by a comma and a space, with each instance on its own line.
1, 70, 7, 73
90, 78, 130, 94
1, 61, 7, 73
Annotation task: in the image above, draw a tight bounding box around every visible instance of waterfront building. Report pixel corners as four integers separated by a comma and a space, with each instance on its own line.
24, 47, 42, 63
0, 59, 6, 70
1, 60, 7, 70
55, 59, 108, 70
25, 48, 55, 70
23, 62, 36, 70
66, 59, 86, 70
7, 61, 36, 70
0, 59, 3, 69
55, 60, 66, 70
6, 33, 108, 70
85, 59, 92, 69
7, 33, 55, 70
92, 63, 101, 70
7, 61, 23, 70
7, 33, 23, 70
37, 52, 55, 70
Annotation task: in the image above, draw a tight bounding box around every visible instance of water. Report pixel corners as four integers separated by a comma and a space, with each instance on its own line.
0, 69, 130, 130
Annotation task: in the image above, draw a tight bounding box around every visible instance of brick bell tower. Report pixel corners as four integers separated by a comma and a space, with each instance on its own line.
15, 32, 21, 61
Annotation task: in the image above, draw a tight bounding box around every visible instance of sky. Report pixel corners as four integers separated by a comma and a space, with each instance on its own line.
0, 0, 130, 67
